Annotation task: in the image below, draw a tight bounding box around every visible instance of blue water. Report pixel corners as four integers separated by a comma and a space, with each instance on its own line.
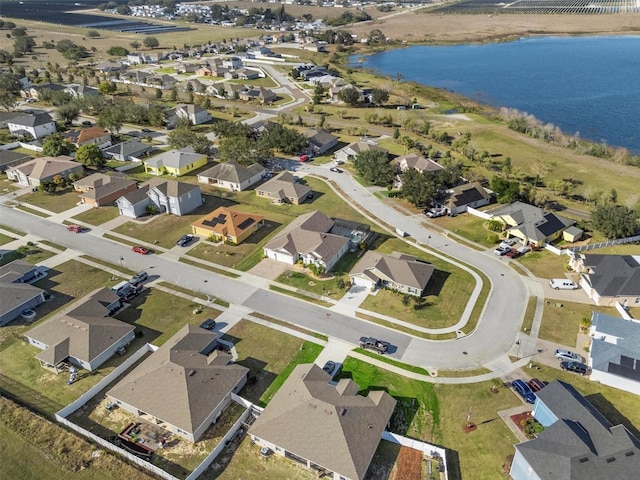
354, 36, 640, 153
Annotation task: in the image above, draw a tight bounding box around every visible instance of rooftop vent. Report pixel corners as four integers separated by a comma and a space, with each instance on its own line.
606, 457, 616, 463
579, 457, 589, 463
188, 370, 196, 376
625, 451, 635, 457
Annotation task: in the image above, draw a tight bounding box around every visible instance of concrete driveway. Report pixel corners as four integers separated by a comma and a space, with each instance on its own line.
247, 258, 288, 280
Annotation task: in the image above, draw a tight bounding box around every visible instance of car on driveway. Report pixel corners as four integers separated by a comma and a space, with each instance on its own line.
141, 128, 152, 133
199, 318, 217, 330
323, 361, 336, 375
494, 246, 511, 256
512, 379, 536, 404
335, 160, 345, 165
329, 167, 342, 173
555, 349, 582, 362
505, 249, 521, 259
528, 378, 546, 392
500, 238, 518, 248
561, 361, 590, 375
130, 271, 148, 287
132, 246, 150, 255
81, 120, 92, 126
176, 234, 195, 247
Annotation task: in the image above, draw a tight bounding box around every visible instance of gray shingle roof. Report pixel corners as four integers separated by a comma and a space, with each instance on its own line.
0, 283, 44, 317
590, 312, 640, 381
580, 255, 640, 297
145, 148, 205, 170
198, 161, 265, 184
9, 112, 54, 128
514, 381, 640, 479
249, 364, 396, 480
350, 251, 435, 291
258, 172, 311, 201
103, 140, 151, 158
489, 201, 574, 242
447, 182, 491, 208
108, 325, 248, 438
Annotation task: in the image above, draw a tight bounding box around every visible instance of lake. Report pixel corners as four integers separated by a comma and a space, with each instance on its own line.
354, 36, 640, 153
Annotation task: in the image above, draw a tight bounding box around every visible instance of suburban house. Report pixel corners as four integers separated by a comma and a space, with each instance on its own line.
249, 363, 396, 480
256, 172, 312, 205
394, 153, 443, 175
7, 112, 57, 139
116, 179, 202, 218
445, 182, 493, 215
588, 312, 640, 395
171, 104, 212, 126
0, 260, 47, 326
238, 86, 277, 104
6, 156, 83, 187
263, 211, 350, 273
488, 201, 575, 247
569, 253, 640, 307
191, 206, 264, 245
304, 129, 338, 155
64, 84, 99, 98
144, 148, 208, 177
334, 141, 388, 164
0, 111, 23, 129
73, 173, 137, 207
0, 150, 31, 173
350, 251, 435, 297
510, 380, 640, 480
64, 126, 112, 149
25, 288, 133, 373
23, 83, 66, 99
107, 325, 249, 442
103, 140, 153, 162
197, 161, 266, 191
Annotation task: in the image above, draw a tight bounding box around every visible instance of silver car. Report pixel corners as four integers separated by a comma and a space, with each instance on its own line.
555, 349, 582, 362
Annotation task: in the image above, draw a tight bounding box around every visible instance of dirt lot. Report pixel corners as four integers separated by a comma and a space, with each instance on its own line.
349, 12, 640, 43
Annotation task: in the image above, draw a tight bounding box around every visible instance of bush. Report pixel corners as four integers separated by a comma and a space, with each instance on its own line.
487, 219, 504, 232
487, 233, 500, 244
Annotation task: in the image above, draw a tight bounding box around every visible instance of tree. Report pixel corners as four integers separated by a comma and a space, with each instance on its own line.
167, 128, 211, 155
98, 81, 117, 95
13, 35, 36, 56
87, 30, 101, 38
218, 136, 272, 166
42, 133, 74, 157
337, 86, 359, 106
143, 37, 159, 49
0, 72, 20, 110
106, 46, 129, 56
353, 150, 394, 186
52, 174, 67, 189
371, 88, 389, 106
57, 102, 80, 124
39, 181, 57, 194
98, 106, 124, 134
75, 144, 105, 167
591, 204, 639, 239
130, 40, 141, 51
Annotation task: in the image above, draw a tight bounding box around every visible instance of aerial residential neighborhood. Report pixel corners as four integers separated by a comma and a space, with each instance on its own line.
1, 3, 639, 480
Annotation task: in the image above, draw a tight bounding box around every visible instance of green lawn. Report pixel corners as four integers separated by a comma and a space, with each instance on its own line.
0, 232, 16, 245
225, 76, 277, 88
0, 245, 55, 267
19, 188, 80, 213
115, 289, 222, 347
274, 269, 352, 300
432, 213, 498, 248
517, 249, 568, 279
521, 296, 537, 333
538, 301, 618, 347
222, 320, 323, 407
338, 357, 521, 479
72, 206, 120, 226
359, 238, 476, 329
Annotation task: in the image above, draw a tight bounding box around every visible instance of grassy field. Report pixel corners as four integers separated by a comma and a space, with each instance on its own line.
274, 268, 352, 300
221, 320, 323, 406
0, 398, 155, 480
432, 213, 498, 248
19, 188, 80, 213
72, 206, 120, 226
517, 249, 568, 279
521, 296, 537, 333
0, 232, 16, 245
338, 357, 521, 479
537, 301, 618, 347
359, 237, 475, 329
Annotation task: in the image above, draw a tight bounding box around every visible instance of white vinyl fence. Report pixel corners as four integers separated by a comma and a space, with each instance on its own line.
382, 431, 449, 480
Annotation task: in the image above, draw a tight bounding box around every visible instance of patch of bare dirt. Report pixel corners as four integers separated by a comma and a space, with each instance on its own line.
390, 447, 423, 480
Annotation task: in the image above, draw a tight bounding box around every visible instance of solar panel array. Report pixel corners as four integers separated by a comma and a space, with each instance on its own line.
429, 0, 640, 14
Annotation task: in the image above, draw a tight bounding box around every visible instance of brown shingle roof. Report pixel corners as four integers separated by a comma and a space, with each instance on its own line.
250, 364, 396, 480
192, 206, 264, 238
8, 156, 79, 181
258, 172, 311, 201
198, 161, 265, 184
108, 325, 248, 437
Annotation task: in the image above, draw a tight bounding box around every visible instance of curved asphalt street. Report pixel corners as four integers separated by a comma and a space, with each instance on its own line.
2, 166, 527, 371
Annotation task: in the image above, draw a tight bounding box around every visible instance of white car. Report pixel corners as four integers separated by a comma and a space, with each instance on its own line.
500, 238, 517, 248
494, 246, 511, 256
555, 349, 582, 362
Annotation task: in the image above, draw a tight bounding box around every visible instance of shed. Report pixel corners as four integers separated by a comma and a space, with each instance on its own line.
563, 226, 584, 243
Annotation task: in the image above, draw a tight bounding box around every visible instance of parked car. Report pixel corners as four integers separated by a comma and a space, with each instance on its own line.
500, 238, 518, 248
494, 246, 511, 256
517, 245, 531, 255
555, 349, 583, 362
549, 279, 578, 290
130, 271, 148, 287
141, 128, 152, 133
21, 309, 36, 320
512, 379, 536, 404
359, 336, 389, 354
81, 120, 92, 126
199, 318, 217, 330
66, 224, 84, 233
561, 361, 590, 375
426, 207, 447, 218
132, 246, 150, 255
505, 250, 521, 259
322, 361, 336, 374
335, 160, 345, 165
299, 154, 310, 162
528, 378, 546, 392
176, 234, 195, 247
329, 167, 342, 173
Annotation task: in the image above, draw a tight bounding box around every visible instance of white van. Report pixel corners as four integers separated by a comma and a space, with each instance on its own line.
549, 279, 578, 290
112, 281, 134, 297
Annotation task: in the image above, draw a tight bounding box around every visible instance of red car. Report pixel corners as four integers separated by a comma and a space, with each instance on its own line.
528, 378, 546, 392
299, 154, 310, 162
132, 246, 150, 255
505, 250, 521, 259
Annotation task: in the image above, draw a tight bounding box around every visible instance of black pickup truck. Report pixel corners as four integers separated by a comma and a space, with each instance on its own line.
359, 336, 390, 354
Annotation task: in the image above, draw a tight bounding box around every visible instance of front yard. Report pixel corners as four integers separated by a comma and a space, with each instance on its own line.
18, 187, 81, 213
72, 206, 120, 226
431, 212, 497, 248
221, 320, 323, 406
